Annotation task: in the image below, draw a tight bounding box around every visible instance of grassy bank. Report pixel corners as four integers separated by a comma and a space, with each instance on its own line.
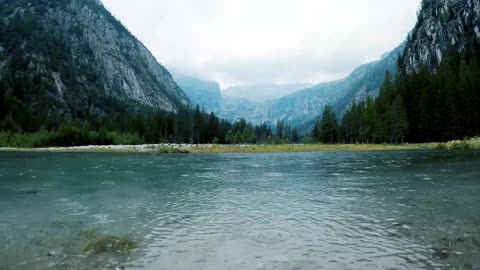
429, 137, 480, 151
1, 137, 479, 154
0, 143, 422, 154
185, 143, 421, 153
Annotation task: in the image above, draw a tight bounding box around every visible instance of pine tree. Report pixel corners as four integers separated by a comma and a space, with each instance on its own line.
207, 112, 219, 143
225, 130, 235, 144
0, 81, 6, 121
387, 96, 409, 143
320, 104, 338, 144
193, 105, 201, 144
364, 97, 375, 143
276, 120, 284, 139
291, 128, 299, 143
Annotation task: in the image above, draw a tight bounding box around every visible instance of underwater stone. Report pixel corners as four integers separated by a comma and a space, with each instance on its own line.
432, 248, 449, 260
47, 251, 58, 258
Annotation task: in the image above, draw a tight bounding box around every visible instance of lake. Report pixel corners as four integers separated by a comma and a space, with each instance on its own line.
0, 151, 479, 270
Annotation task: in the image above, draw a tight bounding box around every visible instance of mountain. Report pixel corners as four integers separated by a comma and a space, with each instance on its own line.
173, 74, 222, 113
223, 83, 312, 103
218, 96, 268, 124
401, 0, 480, 74
0, 0, 190, 122
176, 45, 405, 130
267, 43, 405, 132
172, 76, 301, 124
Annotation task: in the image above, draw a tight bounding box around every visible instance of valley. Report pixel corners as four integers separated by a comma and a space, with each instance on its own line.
1, 0, 480, 269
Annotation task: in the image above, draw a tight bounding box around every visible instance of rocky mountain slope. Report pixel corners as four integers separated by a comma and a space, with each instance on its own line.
173, 74, 222, 113
223, 83, 312, 103
401, 0, 480, 73
173, 75, 305, 124
0, 0, 190, 119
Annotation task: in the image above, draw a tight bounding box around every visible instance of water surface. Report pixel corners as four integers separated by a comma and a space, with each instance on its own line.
0, 151, 479, 270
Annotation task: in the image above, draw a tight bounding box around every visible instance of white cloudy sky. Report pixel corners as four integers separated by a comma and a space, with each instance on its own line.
101, 0, 421, 88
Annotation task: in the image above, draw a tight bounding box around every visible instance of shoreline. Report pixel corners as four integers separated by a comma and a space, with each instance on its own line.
0, 143, 428, 154
1, 138, 478, 154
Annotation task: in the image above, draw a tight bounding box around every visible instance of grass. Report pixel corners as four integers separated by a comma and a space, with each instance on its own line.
429, 137, 480, 151
155, 146, 190, 154
1, 137, 479, 154
185, 143, 421, 153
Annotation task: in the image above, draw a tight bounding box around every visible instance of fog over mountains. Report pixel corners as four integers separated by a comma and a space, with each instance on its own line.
223, 83, 313, 103
174, 43, 404, 132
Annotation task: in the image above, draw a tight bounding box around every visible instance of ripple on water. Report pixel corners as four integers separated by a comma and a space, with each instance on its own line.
248, 228, 293, 246
264, 172, 284, 177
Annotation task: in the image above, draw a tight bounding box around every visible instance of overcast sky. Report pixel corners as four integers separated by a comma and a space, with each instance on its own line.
101, 0, 421, 88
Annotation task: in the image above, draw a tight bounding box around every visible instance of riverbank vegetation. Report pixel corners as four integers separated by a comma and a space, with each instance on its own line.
2, 138, 478, 154
432, 137, 480, 151
184, 143, 421, 153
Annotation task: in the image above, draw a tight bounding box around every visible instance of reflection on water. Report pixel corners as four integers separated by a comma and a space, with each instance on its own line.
0, 151, 479, 270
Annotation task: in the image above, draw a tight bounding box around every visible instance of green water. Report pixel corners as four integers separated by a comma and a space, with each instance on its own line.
0, 151, 479, 270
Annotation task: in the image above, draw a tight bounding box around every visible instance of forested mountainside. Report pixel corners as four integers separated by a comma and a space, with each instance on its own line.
0, 0, 190, 133
262, 43, 405, 132
313, 0, 480, 144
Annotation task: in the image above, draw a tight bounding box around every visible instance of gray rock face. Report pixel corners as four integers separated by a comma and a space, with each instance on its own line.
223, 83, 313, 103
173, 74, 222, 113
402, 0, 480, 73
0, 0, 190, 115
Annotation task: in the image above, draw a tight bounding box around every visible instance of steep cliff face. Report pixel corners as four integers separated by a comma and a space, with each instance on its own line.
172, 74, 222, 114
402, 0, 480, 73
0, 0, 190, 117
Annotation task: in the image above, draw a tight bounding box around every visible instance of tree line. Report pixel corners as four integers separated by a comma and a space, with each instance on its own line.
312, 43, 480, 144
1, 75, 307, 146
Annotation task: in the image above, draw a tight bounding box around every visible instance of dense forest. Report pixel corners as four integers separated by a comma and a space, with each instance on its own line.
312, 43, 480, 144
0, 84, 290, 146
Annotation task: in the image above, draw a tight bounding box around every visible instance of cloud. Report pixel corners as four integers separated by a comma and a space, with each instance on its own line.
101, 0, 421, 88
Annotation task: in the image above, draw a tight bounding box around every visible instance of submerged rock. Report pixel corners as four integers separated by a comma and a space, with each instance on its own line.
47, 250, 58, 258
83, 235, 137, 255
432, 248, 449, 260
16, 189, 40, 196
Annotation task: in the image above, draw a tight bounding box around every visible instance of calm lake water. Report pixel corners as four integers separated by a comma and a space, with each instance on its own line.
0, 151, 479, 270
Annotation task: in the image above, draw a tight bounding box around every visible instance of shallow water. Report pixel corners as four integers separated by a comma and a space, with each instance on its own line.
0, 151, 479, 270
